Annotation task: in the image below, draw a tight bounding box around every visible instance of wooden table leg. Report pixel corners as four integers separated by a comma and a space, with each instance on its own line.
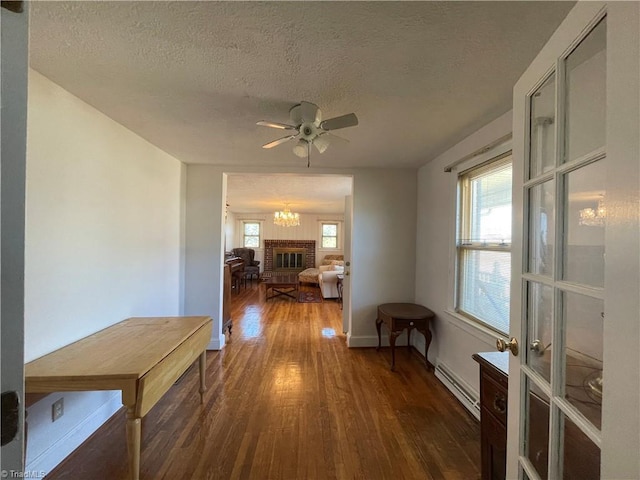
199, 350, 207, 404
375, 318, 382, 350
419, 327, 434, 370
389, 331, 401, 371
126, 407, 141, 480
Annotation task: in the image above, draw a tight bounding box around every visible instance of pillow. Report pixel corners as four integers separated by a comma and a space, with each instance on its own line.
329, 260, 344, 266
333, 265, 345, 272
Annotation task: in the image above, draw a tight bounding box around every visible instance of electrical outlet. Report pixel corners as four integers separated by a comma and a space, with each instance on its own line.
52, 398, 64, 422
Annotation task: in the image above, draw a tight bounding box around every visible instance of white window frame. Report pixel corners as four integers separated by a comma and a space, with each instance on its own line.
319, 221, 340, 250
242, 220, 261, 248
445, 139, 513, 340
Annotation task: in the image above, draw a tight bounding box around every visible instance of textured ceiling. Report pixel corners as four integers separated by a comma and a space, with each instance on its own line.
28, 1, 574, 212
227, 174, 352, 214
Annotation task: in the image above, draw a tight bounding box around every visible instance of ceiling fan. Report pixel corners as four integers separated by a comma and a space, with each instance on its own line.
257, 101, 358, 166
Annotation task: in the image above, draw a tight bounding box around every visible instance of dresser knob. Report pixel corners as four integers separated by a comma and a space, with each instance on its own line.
410, 321, 414, 326
493, 394, 507, 414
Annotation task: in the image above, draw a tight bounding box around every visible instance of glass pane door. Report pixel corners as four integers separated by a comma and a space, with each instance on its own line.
520, 15, 606, 480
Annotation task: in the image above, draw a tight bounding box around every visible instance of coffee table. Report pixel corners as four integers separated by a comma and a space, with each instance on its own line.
264, 273, 299, 301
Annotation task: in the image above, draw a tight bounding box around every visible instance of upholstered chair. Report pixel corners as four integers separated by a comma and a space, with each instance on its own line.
318, 263, 345, 298
231, 248, 260, 281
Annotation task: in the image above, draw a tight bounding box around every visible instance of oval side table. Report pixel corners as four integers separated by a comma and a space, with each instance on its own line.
375, 303, 434, 371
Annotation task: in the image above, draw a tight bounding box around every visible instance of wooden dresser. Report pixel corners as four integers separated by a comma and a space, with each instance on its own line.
473, 351, 601, 479
223, 264, 232, 334
223, 257, 245, 335
473, 351, 509, 480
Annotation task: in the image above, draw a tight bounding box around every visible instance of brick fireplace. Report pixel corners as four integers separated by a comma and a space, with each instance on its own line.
264, 240, 315, 273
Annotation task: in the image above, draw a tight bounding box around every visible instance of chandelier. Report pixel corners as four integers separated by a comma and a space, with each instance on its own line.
579, 196, 606, 227
273, 204, 300, 227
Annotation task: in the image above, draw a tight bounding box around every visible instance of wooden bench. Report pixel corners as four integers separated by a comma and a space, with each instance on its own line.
25, 316, 212, 480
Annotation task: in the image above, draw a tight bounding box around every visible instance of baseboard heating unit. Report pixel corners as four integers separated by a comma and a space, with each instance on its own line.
434, 362, 480, 420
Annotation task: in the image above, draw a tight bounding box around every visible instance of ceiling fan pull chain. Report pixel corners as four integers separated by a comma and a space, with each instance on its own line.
307, 142, 311, 168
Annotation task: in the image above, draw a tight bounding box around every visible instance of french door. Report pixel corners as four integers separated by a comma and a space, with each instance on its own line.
507, 3, 639, 479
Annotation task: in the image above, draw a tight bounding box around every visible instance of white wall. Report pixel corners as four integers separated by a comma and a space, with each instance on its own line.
24, 70, 185, 473
224, 210, 236, 252
184, 166, 417, 349
414, 111, 512, 395
184, 166, 225, 348
349, 170, 417, 344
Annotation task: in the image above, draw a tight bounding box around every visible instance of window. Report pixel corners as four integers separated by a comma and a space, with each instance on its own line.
321, 222, 338, 249
243, 221, 260, 248
456, 154, 512, 334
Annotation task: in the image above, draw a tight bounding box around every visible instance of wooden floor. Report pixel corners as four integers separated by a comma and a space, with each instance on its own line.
47, 282, 481, 480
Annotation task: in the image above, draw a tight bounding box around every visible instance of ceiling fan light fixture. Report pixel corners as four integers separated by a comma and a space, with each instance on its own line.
313, 136, 329, 154
259, 102, 358, 162
293, 139, 308, 158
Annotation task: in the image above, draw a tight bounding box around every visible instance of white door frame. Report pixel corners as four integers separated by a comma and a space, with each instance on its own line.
342, 194, 353, 335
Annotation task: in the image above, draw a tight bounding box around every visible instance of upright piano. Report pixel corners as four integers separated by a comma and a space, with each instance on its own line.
223, 256, 244, 334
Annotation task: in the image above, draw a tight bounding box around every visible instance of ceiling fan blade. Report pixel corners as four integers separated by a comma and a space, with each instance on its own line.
257, 121, 297, 130
323, 132, 349, 144
262, 135, 297, 149
320, 113, 359, 131
299, 101, 319, 124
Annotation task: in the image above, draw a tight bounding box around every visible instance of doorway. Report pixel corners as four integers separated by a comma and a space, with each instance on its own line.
223, 172, 354, 334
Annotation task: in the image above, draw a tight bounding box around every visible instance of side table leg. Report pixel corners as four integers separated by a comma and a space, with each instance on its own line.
126, 408, 141, 480
199, 351, 207, 404
389, 332, 400, 371
419, 327, 434, 370
375, 318, 382, 350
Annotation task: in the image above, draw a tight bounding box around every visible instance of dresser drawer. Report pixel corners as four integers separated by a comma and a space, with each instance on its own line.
481, 371, 508, 427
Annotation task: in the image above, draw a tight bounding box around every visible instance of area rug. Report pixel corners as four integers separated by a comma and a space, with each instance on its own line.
298, 290, 323, 303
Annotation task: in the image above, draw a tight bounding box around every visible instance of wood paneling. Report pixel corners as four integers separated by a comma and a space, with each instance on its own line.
46, 285, 481, 480
235, 213, 344, 244
231, 213, 344, 268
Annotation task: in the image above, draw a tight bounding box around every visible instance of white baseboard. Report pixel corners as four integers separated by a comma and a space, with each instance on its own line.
346, 334, 383, 348
26, 392, 122, 475
207, 335, 224, 350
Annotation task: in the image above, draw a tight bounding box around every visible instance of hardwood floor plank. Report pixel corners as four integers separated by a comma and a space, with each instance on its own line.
45, 282, 480, 479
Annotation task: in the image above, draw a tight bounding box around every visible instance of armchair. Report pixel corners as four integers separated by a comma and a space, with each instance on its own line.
298, 254, 345, 291
318, 263, 345, 299
231, 247, 260, 281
